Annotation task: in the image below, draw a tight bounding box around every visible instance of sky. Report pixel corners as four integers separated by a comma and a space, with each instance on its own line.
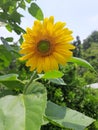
0, 0, 98, 43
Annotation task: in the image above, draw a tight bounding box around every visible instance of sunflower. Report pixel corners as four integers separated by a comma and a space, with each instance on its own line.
19, 16, 75, 73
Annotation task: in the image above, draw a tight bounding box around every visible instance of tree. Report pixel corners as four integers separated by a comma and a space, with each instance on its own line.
83, 31, 98, 50
73, 36, 82, 57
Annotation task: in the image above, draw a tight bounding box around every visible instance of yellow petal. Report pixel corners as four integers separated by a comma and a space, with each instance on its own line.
53, 52, 67, 65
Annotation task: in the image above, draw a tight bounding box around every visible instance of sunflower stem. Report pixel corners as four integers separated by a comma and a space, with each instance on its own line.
23, 71, 37, 94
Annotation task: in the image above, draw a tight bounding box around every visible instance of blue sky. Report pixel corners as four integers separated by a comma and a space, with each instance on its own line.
0, 0, 98, 43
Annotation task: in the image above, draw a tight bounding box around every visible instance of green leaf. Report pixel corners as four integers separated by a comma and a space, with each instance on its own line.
26, 0, 32, 3
0, 91, 47, 130
28, 3, 44, 20
5, 24, 12, 32
13, 23, 25, 34
0, 74, 24, 90
0, 38, 21, 57
10, 11, 23, 24
69, 57, 95, 71
0, 74, 18, 81
25, 81, 47, 95
1, 37, 13, 51
0, 45, 12, 70
19, 0, 26, 10
42, 70, 64, 79
19, 35, 23, 44
45, 101, 95, 130
49, 78, 66, 85
5, 37, 13, 42
0, 12, 8, 22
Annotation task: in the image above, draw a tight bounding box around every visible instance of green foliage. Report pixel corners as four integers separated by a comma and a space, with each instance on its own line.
69, 57, 95, 72
0, 74, 24, 91
45, 101, 94, 130
0, 0, 44, 40
0, 1, 97, 130
0, 86, 47, 130
0, 45, 12, 70
83, 31, 98, 50
42, 63, 98, 130
42, 70, 64, 79
28, 3, 44, 20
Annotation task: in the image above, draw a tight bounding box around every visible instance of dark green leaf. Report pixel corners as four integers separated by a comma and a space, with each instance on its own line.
0, 12, 8, 22
0, 74, 24, 90
28, 3, 44, 20
13, 23, 25, 34
10, 11, 23, 24
5, 37, 13, 42
45, 101, 95, 130
0, 45, 12, 70
0, 38, 21, 57
1, 37, 13, 51
19, 0, 26, 10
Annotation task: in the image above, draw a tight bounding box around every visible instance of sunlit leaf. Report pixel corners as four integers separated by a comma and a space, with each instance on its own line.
5, 24, 12, 32
45, 101, 95, 130
0, 74, 18, 81
49, 78, 66, 85
69, 57, 95, 71
26, 0, 32, 3
42, 70, 64, 79
24, 81, 47, 95
0, 90, 47, 130
28, 3, 44, 20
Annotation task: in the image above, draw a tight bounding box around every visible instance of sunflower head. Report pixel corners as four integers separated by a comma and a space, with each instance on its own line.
19, 16, 75, 73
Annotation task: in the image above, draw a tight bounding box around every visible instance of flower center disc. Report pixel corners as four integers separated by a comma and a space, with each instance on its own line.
37, 40, 50, 53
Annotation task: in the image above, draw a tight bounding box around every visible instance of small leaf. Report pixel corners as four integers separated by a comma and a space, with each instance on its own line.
5, 37, 13, 42
28, 3, 44, 20
19, 35, 23, 44
42, 70, 64, 79
69, 57, 95, 71
1, 37, 13, 51
49, 78, 66, 85
5, 24, 12, 32
19, 0, 26, 10
45, 101, 95, 130
26, 0, 31, 3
